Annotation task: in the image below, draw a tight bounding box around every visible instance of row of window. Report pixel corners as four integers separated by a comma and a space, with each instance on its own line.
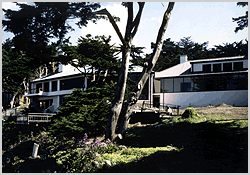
35, 77, 85, 93
200, 61, 244, 73
155, 72, 247, 93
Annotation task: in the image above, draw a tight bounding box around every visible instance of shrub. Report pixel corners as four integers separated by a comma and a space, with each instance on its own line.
181, 107, 198, 119
50, 133, 124, 173
48, 81, 116, 139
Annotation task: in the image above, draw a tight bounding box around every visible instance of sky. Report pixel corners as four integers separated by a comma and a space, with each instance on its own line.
2, 2, 248, 55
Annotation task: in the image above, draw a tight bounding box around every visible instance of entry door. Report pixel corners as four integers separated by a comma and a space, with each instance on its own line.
153, 96, 160, 108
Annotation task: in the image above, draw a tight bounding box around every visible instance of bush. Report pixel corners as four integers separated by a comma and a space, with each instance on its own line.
48, 82, 116, 139
181, 107, 198, 119
50, 133, 124, 173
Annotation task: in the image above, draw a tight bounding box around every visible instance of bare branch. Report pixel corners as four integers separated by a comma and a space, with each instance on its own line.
94, 9, 126, 46
125, 2, 134, 41
130, 2, 145, 38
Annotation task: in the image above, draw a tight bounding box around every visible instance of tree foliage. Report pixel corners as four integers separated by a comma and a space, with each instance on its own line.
49, 81, 116, 139
232, 2, 248, 33
2, 39, 33, 94
61, 34, 120, 87
2, 2, 101, 79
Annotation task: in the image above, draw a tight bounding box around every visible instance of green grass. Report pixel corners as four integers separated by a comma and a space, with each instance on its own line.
93, 112, 248, 173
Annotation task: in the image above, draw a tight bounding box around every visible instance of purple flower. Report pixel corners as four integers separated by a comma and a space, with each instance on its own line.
83, 133, 88, 141
106, 138, 112, 144
72, 137, 75, 140
54, 137, 56, 140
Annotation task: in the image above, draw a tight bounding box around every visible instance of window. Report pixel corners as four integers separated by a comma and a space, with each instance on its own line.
192, 76, 205, 91
153, 79, 161, 93
161, 78, 173, 93
213, 63, 221, 72
223, 63, 232, 72
59, 95, 65, 105
139, 79, 149, 100
174, 78, 183, 92
202, 64, 211, 73
52, 81, 57, 91
36, 83, 42, 93
233, 62, 243, 71
238, 73, 248, 90
44, 82, 49, 92
39, 99, 53, 109
182, 77, 192, 92
158, 73, 247, 93
204, 75, 225, 91
60, 77, 84, 90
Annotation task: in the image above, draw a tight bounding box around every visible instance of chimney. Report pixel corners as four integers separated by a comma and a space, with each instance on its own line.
58, 62, 63, 72
180, 55, 188, 64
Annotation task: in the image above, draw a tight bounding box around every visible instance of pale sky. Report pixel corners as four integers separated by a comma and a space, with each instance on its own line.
2, 2, 248, 55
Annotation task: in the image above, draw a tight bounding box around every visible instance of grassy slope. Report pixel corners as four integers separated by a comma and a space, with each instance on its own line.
96, 115, 248, 173
2, 113, 248, 173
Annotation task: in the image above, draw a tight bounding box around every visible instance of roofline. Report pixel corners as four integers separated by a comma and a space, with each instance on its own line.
31, 72, 119, 83
155, 70, 248, 79
190, 55, 247, 64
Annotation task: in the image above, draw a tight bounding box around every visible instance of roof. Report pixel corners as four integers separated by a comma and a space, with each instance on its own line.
190, 55, 246, 64
154, 55, 247, 79
129, 65, 144, 73
31, 64, 144, 83
31, 64, 87, 82
155, 61, 191, 79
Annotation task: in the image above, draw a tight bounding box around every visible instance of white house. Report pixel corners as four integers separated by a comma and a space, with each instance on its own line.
152, 55, 248, 108
24, 63, 149, 113
25, 55, 248, 112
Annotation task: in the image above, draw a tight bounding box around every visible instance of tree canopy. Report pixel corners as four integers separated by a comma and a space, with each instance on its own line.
60, 34, 120, 87
2, 2, 101, 76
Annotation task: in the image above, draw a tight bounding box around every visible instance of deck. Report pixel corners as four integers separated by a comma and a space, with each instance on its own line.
16, 113, 55, 124
132, 101, 181, 117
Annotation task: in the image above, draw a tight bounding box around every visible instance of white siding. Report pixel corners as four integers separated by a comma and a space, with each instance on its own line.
155, 90, 248, 109
243, 59, 248, 69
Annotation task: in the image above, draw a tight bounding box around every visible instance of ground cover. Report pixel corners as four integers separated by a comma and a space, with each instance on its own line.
2, 105, 248, 173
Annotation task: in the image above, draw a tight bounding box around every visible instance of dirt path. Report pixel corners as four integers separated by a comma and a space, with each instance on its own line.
179, 104, 248, 120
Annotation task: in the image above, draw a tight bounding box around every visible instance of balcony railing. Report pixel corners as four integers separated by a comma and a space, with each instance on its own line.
16, 113, 54, 124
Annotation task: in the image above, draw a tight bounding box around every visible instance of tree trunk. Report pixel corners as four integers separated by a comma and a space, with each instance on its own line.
120, 2, 175, 135
105, 44, 131, 140
10, 92, 18, 108
101, 69, 109, 85
102, 2, 145, 141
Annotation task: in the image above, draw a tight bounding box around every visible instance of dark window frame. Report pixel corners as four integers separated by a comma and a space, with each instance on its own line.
233, 62, 243, 71
159, 72, 247, 93
202, 64, 211, 73
213, 63, 221, 72
52, 81, 57, 91
223, 63, 232, 72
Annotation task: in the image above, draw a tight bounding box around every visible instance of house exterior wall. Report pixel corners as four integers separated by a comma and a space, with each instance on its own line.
154, 90, 248, 109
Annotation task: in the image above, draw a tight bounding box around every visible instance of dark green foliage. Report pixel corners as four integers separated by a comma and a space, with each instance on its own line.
2, 2, 101, 80
2, 39, 33, 94
61, 34, 120, 87
48, 82, 116, 138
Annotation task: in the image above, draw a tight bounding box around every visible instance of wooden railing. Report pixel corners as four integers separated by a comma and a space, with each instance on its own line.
16, 113, 54, 124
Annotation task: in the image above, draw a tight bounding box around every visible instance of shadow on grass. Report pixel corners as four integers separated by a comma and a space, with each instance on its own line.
101, 120, 248, 173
